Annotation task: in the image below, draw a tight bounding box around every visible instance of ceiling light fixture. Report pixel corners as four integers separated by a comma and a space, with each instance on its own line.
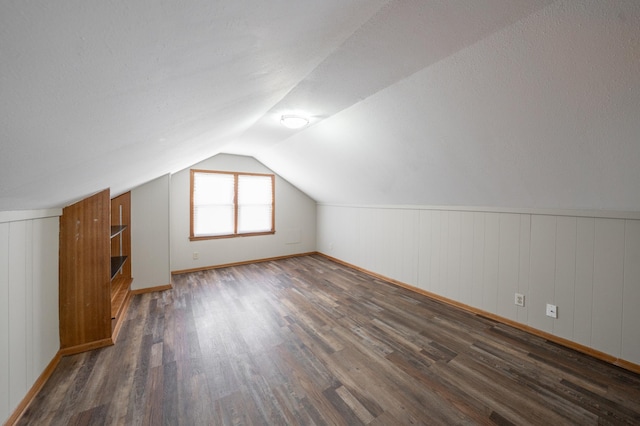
280, 114, 309, 129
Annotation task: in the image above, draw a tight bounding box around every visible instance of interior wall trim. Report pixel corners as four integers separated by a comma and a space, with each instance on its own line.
3, 351, 62, 426
58, 338, 114, 357
317, 203, 640, 221
316, 252, 640, 375
6, 251, 638, 425
170, 252, 318, 275
4, 285, 169, 426
131, 284, 173, 295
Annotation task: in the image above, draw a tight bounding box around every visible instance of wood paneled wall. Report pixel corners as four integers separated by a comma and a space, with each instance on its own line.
0, 211, 60, 424
317, 205, 640, 366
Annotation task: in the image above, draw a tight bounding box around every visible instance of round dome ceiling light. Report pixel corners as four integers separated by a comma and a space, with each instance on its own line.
280, 114, 309, 129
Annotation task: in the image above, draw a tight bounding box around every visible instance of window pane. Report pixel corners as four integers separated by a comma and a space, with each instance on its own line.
194, 173, 234, 205
238, 175, 272, 204
194, 205, 234, 236
238, 205, 272, 233
237, 175, 273, 234
193, 172, 235, 237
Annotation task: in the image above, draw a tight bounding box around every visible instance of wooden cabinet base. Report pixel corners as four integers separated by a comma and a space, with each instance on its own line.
111, 276, 133, 319
58, 283, 132, 357
59, 338, 114, 356
111, 284, 133, 342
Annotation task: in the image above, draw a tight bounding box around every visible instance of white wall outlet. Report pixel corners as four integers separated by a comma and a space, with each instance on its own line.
546, 303, 558, 318
515, 293, 525, 307
193, 252, 199, 260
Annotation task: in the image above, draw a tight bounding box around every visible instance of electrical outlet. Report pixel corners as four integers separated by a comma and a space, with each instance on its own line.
515, 293, 525, 307
193, 252, 199, 260
546, 303, 558, 318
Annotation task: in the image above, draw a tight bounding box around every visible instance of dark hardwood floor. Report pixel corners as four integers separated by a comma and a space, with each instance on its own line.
17, 255, 640, 425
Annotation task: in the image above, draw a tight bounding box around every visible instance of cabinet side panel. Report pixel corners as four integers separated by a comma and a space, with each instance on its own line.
59, 190, 111, 348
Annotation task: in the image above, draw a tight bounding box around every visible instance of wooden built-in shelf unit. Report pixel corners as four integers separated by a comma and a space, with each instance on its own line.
59, 189, 133, 355
110, 192, 132, 324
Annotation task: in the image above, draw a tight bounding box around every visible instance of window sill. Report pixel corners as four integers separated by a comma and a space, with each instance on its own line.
189, 230, 275, 241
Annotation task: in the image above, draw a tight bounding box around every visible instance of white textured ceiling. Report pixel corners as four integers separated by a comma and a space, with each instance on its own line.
1, 0, 639, 212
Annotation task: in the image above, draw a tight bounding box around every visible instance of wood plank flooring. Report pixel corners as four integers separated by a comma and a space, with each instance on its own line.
17, 255, 640, 425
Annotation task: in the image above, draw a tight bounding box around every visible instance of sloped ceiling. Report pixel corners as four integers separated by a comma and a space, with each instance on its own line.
1, 0, 639, 212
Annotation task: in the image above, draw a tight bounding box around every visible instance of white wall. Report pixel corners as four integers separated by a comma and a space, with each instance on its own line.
131, 174, 171, 290
0, 210, 60, 424
170, 154, 316, 271
317, 204, 640, 365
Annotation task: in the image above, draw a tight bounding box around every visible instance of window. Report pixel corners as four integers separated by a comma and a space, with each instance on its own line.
190, 170, 275, 240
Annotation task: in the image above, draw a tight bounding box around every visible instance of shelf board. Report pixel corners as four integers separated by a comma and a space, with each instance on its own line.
111, 256, 128, 280
110, 225, 127, 238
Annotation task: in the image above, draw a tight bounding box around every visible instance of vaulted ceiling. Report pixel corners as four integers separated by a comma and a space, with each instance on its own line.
1, 0, 639, 212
